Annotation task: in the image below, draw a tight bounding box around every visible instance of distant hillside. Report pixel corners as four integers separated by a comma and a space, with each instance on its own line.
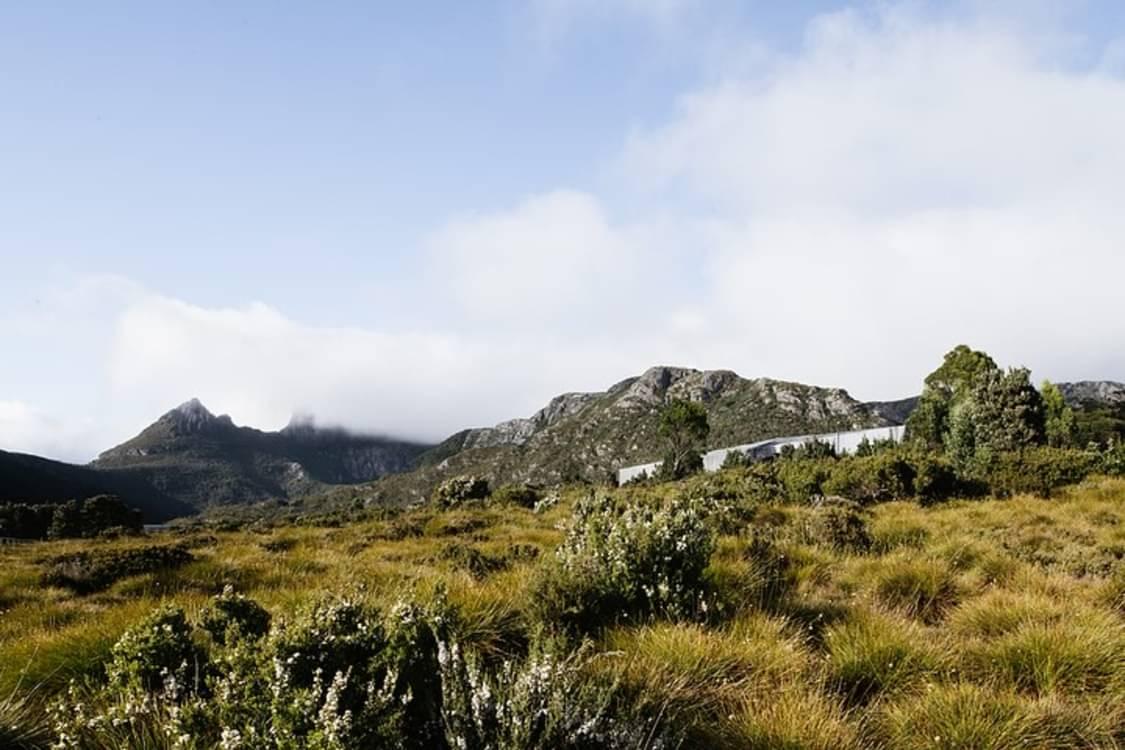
90, 399, 433, 511
1059, 381, 1125, 408
322, 366, 900, 508
0, 449, 193, 522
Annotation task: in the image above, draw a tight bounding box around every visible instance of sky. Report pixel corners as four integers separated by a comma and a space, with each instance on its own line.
2, 0, 1125, 462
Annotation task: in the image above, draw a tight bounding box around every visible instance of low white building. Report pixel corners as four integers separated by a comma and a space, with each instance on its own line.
616, 425, 906, 485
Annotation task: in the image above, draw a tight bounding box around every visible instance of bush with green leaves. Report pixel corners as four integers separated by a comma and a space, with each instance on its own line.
531, 493, 715, 634
439, 639, 668, 750
433, 475, 491, 508
777, 459, 833, 503
199, 585, 271, 645
823, 453, 916, 505
50, 588, 669, 750
798, 498, 872, 553
976, 447, 1103, 497
108, 604, 205, 695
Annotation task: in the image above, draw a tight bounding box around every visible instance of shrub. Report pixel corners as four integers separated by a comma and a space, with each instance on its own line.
439, 639, 666, 750
41, 543, 193, 594
108, 605, 205, 695
433, 475, 490, 507
490, 483, 540, 509
530, 493, 714, 635
777, 460, 832, 503
873, 556, 960, 622
823, 453, 915, 504
266, 597, 444, 748
976, 448, 1103, 498
910, 452, 964, 503
799, 498, 872, 553
199, 585, 272, 645
824, 611, 943, 705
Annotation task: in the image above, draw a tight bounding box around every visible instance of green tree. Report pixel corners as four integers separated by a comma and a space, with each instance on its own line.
906, 345, 999, 449
658, 399, 710, 480
1041, 380, 1076, 448
969, 368, 1046, 458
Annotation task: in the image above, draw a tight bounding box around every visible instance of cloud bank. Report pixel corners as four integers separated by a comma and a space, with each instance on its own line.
3, 3, 1124, 462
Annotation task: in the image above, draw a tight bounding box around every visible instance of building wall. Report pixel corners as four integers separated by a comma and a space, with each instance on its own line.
616, 425, 905, 485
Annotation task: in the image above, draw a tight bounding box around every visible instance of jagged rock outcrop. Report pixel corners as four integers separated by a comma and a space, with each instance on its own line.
1059, 381, 1125, 408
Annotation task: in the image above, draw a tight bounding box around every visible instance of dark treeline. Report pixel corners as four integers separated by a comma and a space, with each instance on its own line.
0, 494, 143, 540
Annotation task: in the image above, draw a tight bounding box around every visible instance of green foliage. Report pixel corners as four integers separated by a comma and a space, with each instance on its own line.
41, 543, 194, 594
908, 451, 962, 503
1041, 380, 1077, 448
108, 604, 203, 694
906, 344, 999, 449
43, 495, 143, 540
975, 447, 1104, 498
965, 367, 1047, 460
823, 453, 916, 505
658, 399, 710, 480
433, 475, 491, 508
531, 493, 714, 634
780, 438, 837, 460
777, 459, 832, 503
199, 585, 272, 645
439, 639, 662, 750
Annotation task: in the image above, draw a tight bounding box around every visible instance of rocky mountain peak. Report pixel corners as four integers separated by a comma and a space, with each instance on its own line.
162, 398, 232, 435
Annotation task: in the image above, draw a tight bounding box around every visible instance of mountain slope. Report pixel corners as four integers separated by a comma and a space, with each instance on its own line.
326, 366, 899, 507
92, 399, 433, 511
0, 449, 193, 521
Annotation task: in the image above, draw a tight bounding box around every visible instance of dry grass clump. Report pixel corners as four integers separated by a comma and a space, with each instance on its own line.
722, 689, 863, 750
875, 683, 1123, 750
962, 609, 1125, 697
873, 555, 962, 622
823, 609, 947, 705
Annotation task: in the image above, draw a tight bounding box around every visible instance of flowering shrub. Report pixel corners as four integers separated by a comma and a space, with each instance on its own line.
108, 605, 205, 695
531, 493, 715, 634
199, 585, 271, 645
48, 586, 665, 750
433, 475, 490, 508
439, 639, 668, 750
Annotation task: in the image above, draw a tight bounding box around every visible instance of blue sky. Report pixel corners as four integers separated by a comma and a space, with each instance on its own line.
3, 1, 1125, 461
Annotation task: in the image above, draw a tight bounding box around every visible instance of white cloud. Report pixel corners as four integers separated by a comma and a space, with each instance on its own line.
5, 3, 1125, 463
621, 5, 1125, 395
0, 401, 98, 463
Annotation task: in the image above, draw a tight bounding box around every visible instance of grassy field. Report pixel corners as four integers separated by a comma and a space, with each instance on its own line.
2, 473, 1124, 748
